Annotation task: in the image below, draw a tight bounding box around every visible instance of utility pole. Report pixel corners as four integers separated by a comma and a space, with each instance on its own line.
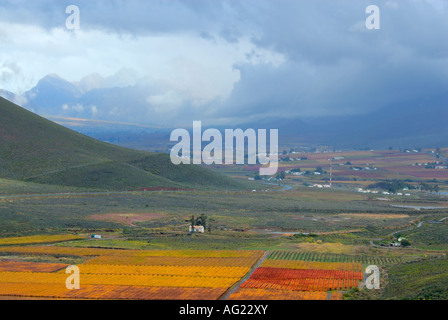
329, 159, 332, 188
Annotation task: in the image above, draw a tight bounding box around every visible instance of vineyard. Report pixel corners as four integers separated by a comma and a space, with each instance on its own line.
0, 247, 264, 300
229, 288, 329, 300
0, 245, 372, 300
240, 267, 362, 292
268, 251, 403, 265
0, 235, 83, 246
228, 251, 365, 299
0, 261, 68, 272
262, 259, 363, 272
0, 283, 228, 300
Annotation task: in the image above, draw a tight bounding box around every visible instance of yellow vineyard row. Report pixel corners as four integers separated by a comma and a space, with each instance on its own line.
85, 255, 259, 267
131, 250, 264, 258
0, 246, 263, 260
59, 264, 250, 278
0, 271, 240, 288
0, 235, 83, 246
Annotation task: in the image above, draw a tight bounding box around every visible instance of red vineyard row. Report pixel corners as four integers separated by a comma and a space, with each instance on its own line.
241, 278, 360, 292
250, 267, 363, 281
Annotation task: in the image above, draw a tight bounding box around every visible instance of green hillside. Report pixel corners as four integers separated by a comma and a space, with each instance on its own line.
0, 97, 249, 191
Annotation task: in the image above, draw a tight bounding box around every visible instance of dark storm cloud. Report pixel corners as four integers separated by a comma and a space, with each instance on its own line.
1, 0, 447, 124
212, 0, 448, 119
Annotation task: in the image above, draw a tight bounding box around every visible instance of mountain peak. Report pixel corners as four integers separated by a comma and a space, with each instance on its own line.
40, 73, 66, 82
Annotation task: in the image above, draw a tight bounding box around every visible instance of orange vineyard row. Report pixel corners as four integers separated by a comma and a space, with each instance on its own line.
330, 291, 344, 300
0, 271, 240, 288
0, 261, 68, 272
228, 288, 328, 300
69, 264, 250, 278
0, 282, 227, 300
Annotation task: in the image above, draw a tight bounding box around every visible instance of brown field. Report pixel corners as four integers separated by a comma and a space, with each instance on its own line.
382, 166, 448, 179
331, 170, 385, 179
89, 212, 166, 226
338, 213, 410, 219
279, 189, 366, 202
315, 229, 363, 235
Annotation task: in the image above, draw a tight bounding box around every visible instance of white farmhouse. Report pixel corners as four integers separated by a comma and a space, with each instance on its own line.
189, 225, 205, 233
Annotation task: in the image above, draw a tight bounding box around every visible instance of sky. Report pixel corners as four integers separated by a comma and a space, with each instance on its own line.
0, 0, 447, 126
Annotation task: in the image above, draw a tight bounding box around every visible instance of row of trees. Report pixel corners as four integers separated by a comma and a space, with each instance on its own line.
368, 180, 440, 193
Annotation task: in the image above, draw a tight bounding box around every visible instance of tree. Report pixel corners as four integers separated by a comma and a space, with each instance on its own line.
276, 171, 285, 180
254, 174, 262, 180
195, 214, 208, 229
401, 239, 411, 247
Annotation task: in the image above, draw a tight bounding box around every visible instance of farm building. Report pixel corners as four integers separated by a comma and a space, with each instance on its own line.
189, 225, 205, 234
91, 234, 103, 239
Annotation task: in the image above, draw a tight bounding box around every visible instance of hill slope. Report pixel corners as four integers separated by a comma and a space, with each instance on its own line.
0, 97, 248, 191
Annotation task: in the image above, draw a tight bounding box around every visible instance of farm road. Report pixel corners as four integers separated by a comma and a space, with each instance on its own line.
369, 217, 446, 248
218, 251, 270, 300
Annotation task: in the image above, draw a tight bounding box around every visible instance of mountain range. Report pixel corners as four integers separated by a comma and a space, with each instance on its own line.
1, 73, 447, 150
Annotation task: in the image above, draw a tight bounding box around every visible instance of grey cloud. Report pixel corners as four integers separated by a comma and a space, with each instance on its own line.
0, 61, 22, 82
1, 0, 447, 125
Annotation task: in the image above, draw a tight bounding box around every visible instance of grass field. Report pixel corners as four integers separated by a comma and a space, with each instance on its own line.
345, 255, 448, 300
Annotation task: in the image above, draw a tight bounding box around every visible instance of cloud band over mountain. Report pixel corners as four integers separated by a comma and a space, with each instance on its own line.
0, 0, 447, 126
